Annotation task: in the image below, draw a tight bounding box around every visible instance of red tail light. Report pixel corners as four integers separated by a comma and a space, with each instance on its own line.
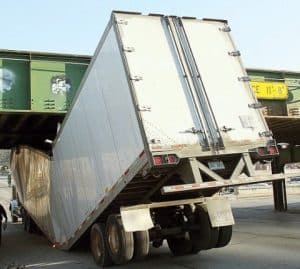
152, 154, 179, 166
153, 156, 163, 165
253, 142, 278, 157
167, 155, 177, 164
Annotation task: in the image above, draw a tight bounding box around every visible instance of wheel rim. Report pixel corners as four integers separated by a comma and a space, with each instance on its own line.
108, 224, 120, 255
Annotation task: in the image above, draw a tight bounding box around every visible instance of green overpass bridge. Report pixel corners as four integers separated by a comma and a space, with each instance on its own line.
0, 49, 89, 150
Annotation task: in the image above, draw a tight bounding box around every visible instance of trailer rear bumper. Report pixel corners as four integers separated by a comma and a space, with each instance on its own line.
158, 152, 296, 196
161, 173, 285, 195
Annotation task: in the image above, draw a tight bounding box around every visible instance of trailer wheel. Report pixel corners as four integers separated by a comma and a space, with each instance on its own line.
216, 225, 232, 248
106, 215, 134, 265
133, 230, 150, 260
11, 214, 18, 223
23, 213, 27, 231
190, 205, 219, 251
90, 223, 112, 267
167, 233, 193, 256
25, 214, 40, 234
24, 212, 34, 233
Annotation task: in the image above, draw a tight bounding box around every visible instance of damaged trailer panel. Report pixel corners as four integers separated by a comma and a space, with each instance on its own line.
11, 12, 286, 261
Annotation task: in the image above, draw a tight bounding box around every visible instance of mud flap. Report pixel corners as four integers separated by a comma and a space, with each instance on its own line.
120, 207, 154, 232
205, 199, 235, 228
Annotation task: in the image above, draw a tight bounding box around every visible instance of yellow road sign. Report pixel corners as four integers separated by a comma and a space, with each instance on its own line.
250, 81, 288, 100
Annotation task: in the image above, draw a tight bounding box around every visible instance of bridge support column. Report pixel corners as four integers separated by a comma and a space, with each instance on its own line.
272, 179, 287, 212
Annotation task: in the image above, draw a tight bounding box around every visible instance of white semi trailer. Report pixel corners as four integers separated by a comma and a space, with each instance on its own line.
11, 11, 285, 266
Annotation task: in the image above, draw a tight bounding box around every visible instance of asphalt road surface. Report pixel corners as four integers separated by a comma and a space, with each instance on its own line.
0, 179, 300, 269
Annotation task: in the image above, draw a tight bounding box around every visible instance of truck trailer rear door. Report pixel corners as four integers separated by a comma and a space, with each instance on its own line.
179, 18, 269, 147
114, 13, 210, 151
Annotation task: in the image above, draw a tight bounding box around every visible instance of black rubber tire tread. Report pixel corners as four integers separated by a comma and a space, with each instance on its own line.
90, 223, 113, 267
133, 230, 150, 260
23, 216, 27, 231
26, 218, 33, 233
24, 214, 35, 233
167, 234, 193, 256
190, 206, 219, 251
216, 225, 232, 248
106, 215, 134, 265
30, 218, 38, 234
11, 214, 18, 223
23, 211, 28, 231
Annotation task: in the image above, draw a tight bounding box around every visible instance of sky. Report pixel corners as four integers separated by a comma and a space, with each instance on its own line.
1, 0, 300, 71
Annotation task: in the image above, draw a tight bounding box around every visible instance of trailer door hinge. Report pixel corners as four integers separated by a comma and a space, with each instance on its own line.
238, 76, 251, 82
123, 46, 135, 52
219, 25, 231, 32
259, 130, 273, 137
228, 50, 241, 56
137, 105, 151, 112
183, 127, 203, 134
116, 19, 128, 25
150, 138, 161, 144
220, 126, 234, 133
130, 76, 143, 81
248, 102, 263, 109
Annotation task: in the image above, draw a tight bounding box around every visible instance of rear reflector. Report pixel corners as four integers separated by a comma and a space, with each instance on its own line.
153, 156, 163, 165
256, 146, 278, 157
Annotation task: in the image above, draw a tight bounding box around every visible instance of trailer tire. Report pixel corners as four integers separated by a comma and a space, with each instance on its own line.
133, 230, 150, 260
190, 205, 219, 251
167, 234, 193, 256
11, 215, 18, 223
106, 215, 134, 265
23, 215, 27, 231
24, 212, 35, 233
90, 223, 112, 267
216, 225, 232, 248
